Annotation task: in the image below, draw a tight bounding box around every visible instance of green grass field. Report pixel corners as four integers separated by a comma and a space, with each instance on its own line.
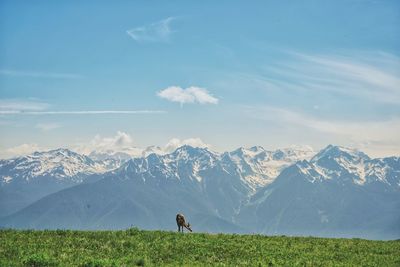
0, 228, 399, 266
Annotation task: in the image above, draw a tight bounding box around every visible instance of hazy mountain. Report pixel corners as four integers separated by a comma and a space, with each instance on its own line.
87, 146, 167, 169
0, 146, 248, 232
0, 149, 106, 217
1, 145, 398, 239
235, 145, 400, 239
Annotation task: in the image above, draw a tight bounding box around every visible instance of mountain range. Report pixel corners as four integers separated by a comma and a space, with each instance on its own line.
0, 145, 398, 240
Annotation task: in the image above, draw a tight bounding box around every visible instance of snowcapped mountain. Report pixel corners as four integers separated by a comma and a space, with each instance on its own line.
0, 148, 107, 217
108, 145, 251, 222
222, 146, 314, 190
0, 145, 248, 232
112, 145, 313, 191
87, 146, 167, 170
1, 148, 106, 186
366, 157, 400, 189
295, 145, 400, 189
236, 145, 400, 239
88, 150, 132, 170
0, 144, 398, 239
115, 145, 220, 183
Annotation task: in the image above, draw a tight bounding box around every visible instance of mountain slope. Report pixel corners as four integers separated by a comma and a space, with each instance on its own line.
222, 146, 314, 190
235, 145, 400, 239
0, 149, 106, 217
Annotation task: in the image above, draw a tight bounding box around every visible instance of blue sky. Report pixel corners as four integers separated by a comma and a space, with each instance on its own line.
0, 0, 399, 158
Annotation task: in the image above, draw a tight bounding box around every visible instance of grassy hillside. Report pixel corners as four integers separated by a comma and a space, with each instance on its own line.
0, 229, 399, 266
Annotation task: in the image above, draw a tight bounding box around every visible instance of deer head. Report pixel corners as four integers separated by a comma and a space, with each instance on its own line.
186, 223, 192, 232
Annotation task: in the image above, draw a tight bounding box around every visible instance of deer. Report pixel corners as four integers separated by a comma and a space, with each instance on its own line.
176, 213, 192, 233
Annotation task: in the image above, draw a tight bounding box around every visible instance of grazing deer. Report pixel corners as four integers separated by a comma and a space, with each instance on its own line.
176, 213, 192, 233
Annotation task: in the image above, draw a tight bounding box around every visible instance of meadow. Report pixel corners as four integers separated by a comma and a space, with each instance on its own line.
0, 228, 399, 266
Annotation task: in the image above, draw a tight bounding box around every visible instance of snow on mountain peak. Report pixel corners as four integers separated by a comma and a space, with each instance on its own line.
0, 148, 106, 185
171, 145, 218, 160
224, 146, 315, 191
292, 145, 400, 188
311, 145, 369, 163
2, 144, 398, 192
308, 145, 370, 182
295, 160, 329, 183
248, 146, 265, 152
231, 146, 265, 158
112, 145, 221, 183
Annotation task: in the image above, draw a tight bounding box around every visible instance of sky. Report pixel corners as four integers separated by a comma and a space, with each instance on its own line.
0, 0, 399, 158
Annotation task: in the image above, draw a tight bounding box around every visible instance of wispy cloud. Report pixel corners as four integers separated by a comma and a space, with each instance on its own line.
157, 86, 219, 105
75, 131, 142, 156
4, 143, 43, 158
252, 51, 400, 104
245, 105, 400, 157
126, 17, 175, 43
0, 99, 50, 112
0, 99, 166, 115
0, 69, 82, 79
0, 110, 166, 115
35, 123, 62, 131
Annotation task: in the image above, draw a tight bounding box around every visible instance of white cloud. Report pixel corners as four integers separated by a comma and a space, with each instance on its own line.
164, 138, 210, 153
92, 131, 133, 149
75, 131, 210, 157
157, 86, 219, 105
75, 131, 142, 157
5, 143, 43, 158
0, 99, 166, 116
35, 123, 61, 131
188, 87, 219, 104
0, 69, 82, 79
127, 17, 175, 43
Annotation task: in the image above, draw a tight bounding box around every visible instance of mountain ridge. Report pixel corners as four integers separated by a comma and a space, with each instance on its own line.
1, 144, 399, 239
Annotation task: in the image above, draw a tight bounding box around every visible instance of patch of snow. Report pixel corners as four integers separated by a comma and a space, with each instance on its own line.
227, 146, 315, 189
191, 161, 202, 182
3, 176, 13, 183
0, 149, 107, 184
